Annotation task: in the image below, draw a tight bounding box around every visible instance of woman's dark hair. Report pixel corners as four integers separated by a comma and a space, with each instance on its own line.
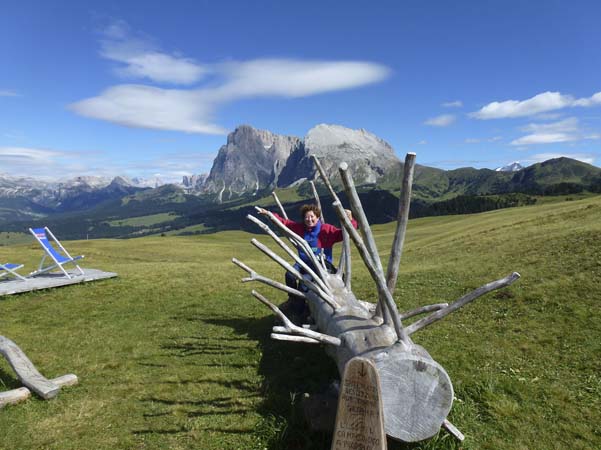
300, 204, 321, 219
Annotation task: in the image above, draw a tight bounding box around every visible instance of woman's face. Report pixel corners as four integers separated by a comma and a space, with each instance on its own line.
304, 211, 318, 228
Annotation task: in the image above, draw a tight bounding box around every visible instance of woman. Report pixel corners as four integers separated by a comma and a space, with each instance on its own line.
257, 204, 356, 319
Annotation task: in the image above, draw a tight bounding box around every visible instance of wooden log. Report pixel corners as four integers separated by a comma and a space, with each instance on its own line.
0, 335, 60, 399
0, 387, 31, 408
238, 153, 521, 443
0, 374, 78, 409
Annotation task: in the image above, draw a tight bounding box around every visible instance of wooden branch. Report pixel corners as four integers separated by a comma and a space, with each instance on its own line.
309, 181, 324, 222
406, 272, 521, 335
0, 335, 60, 399
250, 238, 338, 309
311, 155, 340, 201
0, 373, 78, 409
0, 387, 30, 408
386, 152, 416, 294
443, 419, 465, 441
333, 201, 408, 344
400, 303, 448, 320
232, 258, 307, 299
271, 334, 321, 344
256, 207, 331, 290
271, 191, 288, 219
341, 228, 351, 289
247, 214, 330, 295
252, 290, 341, 346
338, 162, 384, 275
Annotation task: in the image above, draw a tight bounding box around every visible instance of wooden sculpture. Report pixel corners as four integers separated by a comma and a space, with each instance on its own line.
233, 153, 520, 442
0, 335, 77, 408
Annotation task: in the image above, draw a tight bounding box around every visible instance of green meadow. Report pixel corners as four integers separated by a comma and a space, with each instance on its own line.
1, 195, 600, 449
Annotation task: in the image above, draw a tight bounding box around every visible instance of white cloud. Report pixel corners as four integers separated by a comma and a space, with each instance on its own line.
442, 100, 462, 108
0, 90, 18, 97
0, 147, 63, 162
417, 140, 428, 145
511, 133, 575, 146
424, 114, 456, 127
212, 59, 390, 99
465, 138, 480, 144
527, 152, 596, 165
69, 21, 391, 135
471, 91, 601, 119
511, 117, 600, 146
71, 60, 390, 135
520, 117, 579, 133
100, 21, 207, 85
69, 85, 226, 134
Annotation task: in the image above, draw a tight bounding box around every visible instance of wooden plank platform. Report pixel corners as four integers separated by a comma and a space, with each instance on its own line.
0, 268, 117, 297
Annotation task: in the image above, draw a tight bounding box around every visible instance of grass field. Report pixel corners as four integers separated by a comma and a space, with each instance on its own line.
1, 195, 600, 449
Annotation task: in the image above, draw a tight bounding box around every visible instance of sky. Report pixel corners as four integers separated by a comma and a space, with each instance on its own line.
1, 0, 601, 183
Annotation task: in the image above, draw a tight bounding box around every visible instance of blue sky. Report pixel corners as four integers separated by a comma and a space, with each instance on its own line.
1, 0, 600, 182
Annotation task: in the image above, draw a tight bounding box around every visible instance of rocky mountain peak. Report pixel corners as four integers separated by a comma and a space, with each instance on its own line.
495, 162, 524, 172
201, 125, 302, 201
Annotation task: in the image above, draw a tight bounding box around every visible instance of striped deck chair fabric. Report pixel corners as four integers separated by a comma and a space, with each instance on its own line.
29, 227, 84, 279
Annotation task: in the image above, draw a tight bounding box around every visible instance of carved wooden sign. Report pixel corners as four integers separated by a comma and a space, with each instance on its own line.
331, 357, 386, 450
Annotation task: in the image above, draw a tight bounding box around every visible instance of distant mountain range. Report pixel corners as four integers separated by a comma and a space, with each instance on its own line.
1, 123, 600, 239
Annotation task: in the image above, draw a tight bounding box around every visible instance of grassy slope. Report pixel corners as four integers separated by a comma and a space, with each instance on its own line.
1, 196, 600, 449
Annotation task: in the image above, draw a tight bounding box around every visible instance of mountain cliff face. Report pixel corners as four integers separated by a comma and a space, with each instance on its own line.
278, 124, 401, 187
201, 125, 302, 201
195, 123, 402, 201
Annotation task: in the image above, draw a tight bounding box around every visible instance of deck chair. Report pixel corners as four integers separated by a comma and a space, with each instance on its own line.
28, 227, 84, 279
0, 263, 27, 281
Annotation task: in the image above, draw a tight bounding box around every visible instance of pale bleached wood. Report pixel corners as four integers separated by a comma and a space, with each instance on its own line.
333, 201, 407, 343
232, 257, 307, 299
0, 335, 60, 399
331, 357, 387, 450
338, 162, 384, 275
247, 214, 330, 295
52, 373, 78, 387
0, 387, 30, 408
400, 303, 448, 320
386, 152, 416, 294
406, 272, 521, 335
311, 155, 341, 201
311, 156, 352, 289
252, 290, 341, 346
250, 238, 338, 309
271, 334, 321, 344
443, 419, 465, 441
271, 191, 288, 219
0, 373, 78, 409
309, 181, 324, 222
235, 153, 522, 443
256, 207, 332, 291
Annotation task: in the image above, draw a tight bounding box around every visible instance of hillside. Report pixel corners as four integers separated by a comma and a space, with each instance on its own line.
1, 196, 600, 449
1, 156, 600, 240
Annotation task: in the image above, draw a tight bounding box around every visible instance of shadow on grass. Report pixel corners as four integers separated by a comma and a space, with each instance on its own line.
200, 315, 339, 450
135, 312, 461, 449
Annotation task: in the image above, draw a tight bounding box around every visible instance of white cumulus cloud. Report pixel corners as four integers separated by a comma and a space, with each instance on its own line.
510, 117, 600, 146
424, 114, 456, 127
471, 91, 601, 119
69, 85, 226, 135
100, 21, 207, 85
